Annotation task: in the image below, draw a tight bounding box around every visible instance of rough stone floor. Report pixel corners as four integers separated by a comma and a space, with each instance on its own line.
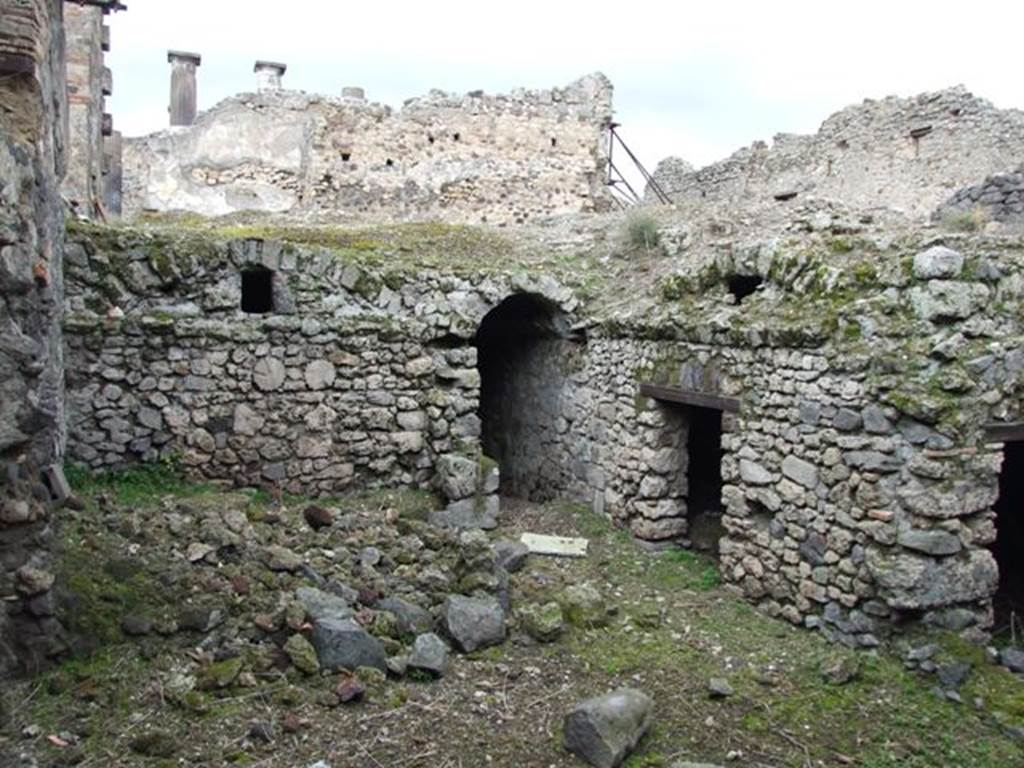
1, 470, 1023, 768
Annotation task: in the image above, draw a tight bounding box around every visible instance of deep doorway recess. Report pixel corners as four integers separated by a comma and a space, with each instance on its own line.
475, 293, 570, 500
241, 269, 274, 313
685, 406, 725, 555
993, 441, 1024, 635
727, 275, 763, 303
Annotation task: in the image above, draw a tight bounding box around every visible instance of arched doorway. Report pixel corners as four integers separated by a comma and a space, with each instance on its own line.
474, 293, 572, 500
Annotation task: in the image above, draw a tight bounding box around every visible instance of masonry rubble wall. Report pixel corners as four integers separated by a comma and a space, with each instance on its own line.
62, 221, 1024, 647
934, 166, 1024, 226
62, 232, 579, 497
121, 74, 615, 225
648, 87, 1024, 220
560, 335, 1007, 647
552, 233, 1023, 646
62, 4, 102, 215
0, 0, 69, 677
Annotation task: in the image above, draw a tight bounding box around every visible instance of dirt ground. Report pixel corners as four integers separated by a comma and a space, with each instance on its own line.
2, 474, 1023, 768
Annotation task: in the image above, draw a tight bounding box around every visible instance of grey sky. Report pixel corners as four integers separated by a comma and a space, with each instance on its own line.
108, 0, 1024, 174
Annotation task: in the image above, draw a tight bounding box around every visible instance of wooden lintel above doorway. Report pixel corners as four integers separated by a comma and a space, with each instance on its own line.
983, 422, 1024, 443
638, 382, 741, 413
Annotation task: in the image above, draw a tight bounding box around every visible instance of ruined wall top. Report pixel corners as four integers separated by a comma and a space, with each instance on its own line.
122, 73, 615, 226
648, 86, 1024, 220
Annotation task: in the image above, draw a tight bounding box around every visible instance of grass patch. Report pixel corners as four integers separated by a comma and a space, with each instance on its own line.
66, 460, 214, 507
25, 645, 156, 757
57, 521, 166, 647
645, 549, 722, 591
625, 213, 661, 251
572, 503, 616, 539
584, 631, 698, 677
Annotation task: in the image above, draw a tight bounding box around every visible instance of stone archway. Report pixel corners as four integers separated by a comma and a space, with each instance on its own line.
474, 293, 572, 500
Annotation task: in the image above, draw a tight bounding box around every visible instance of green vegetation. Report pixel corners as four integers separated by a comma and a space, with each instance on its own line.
8, 475, 1024, 767
625, 213, 661, 251
66, 458, 212, 507
66, 215, 621, 310
537, 502, 1024, 768
645, 548, 722, 591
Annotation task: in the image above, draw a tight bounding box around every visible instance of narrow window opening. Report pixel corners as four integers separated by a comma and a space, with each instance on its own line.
992, 441, 1024, 638
452, 132, 460, 142
727, 275, 763, 303
241, 269, 274, 314
550, 137, 557, 148
385, 158, 394, 167
685, 406, 724, 557
340, 152, 351, 162
427, 135, 435, 145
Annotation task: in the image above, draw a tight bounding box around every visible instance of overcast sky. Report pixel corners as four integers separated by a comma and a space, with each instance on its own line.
107, 0, 1024, 173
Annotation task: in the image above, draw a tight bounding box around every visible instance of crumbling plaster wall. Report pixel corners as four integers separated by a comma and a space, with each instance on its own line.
121, 74, 614, 225
0, 0, 69, 677
649, 87, 1024, 220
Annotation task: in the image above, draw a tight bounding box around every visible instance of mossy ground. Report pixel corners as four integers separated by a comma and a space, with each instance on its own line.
68, 215, 613, 303
2, 472, 1022, 767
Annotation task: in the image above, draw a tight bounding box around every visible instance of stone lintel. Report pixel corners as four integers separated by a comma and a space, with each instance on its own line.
254, 60, 287, 74
167, 50, 201, 66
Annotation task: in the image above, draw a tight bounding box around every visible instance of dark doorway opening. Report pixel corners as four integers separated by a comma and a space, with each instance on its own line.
685, 405, 725, 555
993, 441, 1024, 635
727, 275, 763, 303
241, 269, 274, 314
475, 293, 569, 499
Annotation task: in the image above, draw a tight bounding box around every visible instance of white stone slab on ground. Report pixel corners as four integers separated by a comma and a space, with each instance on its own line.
520, 533, 588, 558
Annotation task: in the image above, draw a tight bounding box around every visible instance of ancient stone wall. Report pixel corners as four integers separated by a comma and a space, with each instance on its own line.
558, 334, 1006, 646
62, 231, 578, 498
65, 316, 476, 494
121, 74, 614, 225
549, 234, 1024, 646
482, 337, 581, 501
648, 87, 1024, 219
63, 4, 101, 215
62, 2, 120, 218
935, 167, 1024, 226
0, 0, 69, 677
61, 219, 1024, 648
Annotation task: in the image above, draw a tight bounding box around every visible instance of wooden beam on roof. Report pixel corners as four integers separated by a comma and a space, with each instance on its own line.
983, 422, 1024, 443
638, 382, 741, 413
